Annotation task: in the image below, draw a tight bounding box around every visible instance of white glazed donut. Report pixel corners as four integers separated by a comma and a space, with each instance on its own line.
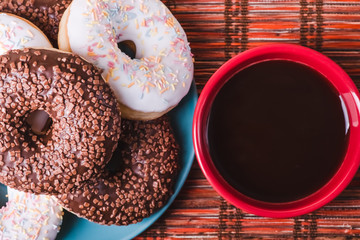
0, 13, 63, 240
0, 13, 51, 53
59, 0, 194, 120
0, 189, 63, 240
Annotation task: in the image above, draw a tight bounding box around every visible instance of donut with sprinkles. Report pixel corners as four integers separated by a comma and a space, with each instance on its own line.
0, 0, 72, 46
0, 48, 121, 195
0, 13, 63, 240
57, 116, 180, 225
59, 0, 194, 120
0, 13, 52, 53
0, 189, 63, 240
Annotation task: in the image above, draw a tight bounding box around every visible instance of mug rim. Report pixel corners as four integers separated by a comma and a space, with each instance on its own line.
192, 44, 360, 218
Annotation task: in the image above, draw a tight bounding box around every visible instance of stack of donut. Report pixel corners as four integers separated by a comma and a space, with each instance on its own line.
0, 0, 193, 237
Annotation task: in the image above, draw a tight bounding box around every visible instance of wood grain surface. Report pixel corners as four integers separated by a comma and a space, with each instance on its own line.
136, 0, 360, 239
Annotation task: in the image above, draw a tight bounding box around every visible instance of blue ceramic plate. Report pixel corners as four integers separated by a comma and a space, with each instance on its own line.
53, 82, 198, 240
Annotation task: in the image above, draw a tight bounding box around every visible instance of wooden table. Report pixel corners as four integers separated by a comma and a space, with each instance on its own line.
136, 0, 360, 238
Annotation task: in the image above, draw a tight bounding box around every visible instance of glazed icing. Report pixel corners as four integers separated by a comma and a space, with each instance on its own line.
0, 189, 63, 240
0, 13, 63, 240
66, 0, 194, 113
0, 13, 51, 54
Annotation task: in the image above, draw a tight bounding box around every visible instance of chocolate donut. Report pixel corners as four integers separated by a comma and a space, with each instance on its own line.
0, 48, 121, 195
0, 0, 72, 46
57, 116, 180, 225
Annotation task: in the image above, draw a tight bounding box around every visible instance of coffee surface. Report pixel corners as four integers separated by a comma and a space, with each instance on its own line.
207, 60, 349, 203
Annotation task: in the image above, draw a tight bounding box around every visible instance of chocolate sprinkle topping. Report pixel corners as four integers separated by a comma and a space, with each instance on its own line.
56, 116, 180, 225
0, 0, 72, 46
0, 48, 121, 194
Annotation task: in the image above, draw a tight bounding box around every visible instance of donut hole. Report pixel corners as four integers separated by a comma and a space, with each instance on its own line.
117, 40, 136, 59
105, 140, 125, 173
26, 110, 53, 135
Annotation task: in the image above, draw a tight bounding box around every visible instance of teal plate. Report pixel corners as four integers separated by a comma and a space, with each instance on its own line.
53, 82, 198, 240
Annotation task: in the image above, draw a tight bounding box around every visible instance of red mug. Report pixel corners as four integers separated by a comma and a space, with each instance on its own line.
193, 44, 360, 218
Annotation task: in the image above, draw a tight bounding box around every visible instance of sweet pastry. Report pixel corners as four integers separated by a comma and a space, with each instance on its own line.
59, 0, 194, 120
57, 116, 180, 225
0, 188, 63, 240
0, 9, 182, 227
0, 13, 52, 53
0, 48, 121, 195
0, 14, 63, 240
0, 0, 72, 46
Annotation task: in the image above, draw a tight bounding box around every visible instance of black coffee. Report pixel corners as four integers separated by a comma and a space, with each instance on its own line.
207, 60, 349, 203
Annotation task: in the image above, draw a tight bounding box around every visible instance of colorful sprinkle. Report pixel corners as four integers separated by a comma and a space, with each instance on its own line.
70, 0, 193, 113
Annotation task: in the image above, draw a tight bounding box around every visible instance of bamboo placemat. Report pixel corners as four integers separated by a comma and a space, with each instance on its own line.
136, 0, 360, 239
